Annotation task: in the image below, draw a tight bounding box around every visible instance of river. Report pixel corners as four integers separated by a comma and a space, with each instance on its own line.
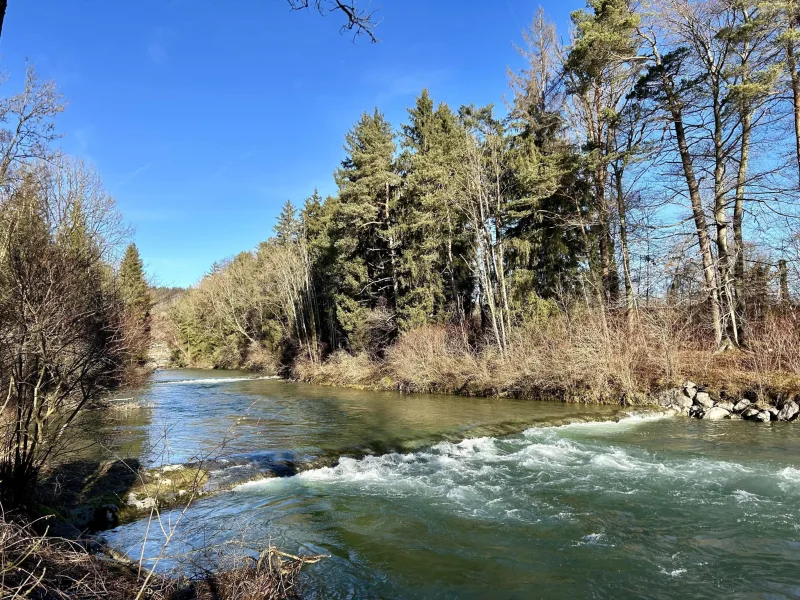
103, 370, 800, 599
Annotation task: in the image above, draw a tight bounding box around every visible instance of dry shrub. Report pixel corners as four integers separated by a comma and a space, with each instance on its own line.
745, 308, 800, 375
293, 350, 380, 388
244, 342, 279, 374
198, 547, 326, 600
0, 512, 322, 600
294, 304, 798, 404
385, 312, 675, 402
501, 308, 643, 401
0, 511, 176, 599
386, 325, 482, 393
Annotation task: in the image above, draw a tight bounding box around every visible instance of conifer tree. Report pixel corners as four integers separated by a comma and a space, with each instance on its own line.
119, 243, 151, 361
507, 11, 588, 302
274, 199, 301, 243
397, 90, 473, 328
564, 0, 641, 307
332, 109, 401, 350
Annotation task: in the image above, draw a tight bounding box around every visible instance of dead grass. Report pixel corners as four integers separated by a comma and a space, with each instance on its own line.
293, 306, 800, 405
196, 547, 327, 600
293, 350, 381, 389
0, 510, 177, 599
0, 510, 323, 600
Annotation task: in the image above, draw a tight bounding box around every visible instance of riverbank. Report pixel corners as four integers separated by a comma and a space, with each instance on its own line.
0, 510, 322, 599
290, 322, 800, 408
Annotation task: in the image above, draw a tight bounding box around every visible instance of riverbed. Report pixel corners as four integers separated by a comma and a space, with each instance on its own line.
103, 370, 800, 599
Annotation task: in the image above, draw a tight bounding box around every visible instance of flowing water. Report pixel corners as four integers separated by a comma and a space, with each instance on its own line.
103, 370, 800, 599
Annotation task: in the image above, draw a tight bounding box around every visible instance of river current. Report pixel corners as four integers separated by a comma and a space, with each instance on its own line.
103, 370, 800, 599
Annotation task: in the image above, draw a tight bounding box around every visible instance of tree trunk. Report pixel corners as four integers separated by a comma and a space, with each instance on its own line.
614, 166, 635, 326
787, 31, 800, 185
778, 259, 790, 303
733, 109, 751, 344
712, 79, 738, 348
0, 1, 7, 40
385, 180, 399, 307
664, 75, 723, 346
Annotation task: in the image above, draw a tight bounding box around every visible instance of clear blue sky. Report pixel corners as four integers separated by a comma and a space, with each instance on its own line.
2, 0, 579, 287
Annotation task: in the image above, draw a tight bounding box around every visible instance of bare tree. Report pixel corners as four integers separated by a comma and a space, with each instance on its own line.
288, 0, 379, 41
0, 164, 128, 505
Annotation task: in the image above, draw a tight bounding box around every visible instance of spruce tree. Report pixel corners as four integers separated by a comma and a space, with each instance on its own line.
332, 109, 401, 350
274, 199, 300, 243
119, 243, 151, 361
398, 90, 473, 328
506, 14, 588, 301
563, 0, 641, 306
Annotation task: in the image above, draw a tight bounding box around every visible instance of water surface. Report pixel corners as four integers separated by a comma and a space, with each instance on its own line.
105, 371, 800, 599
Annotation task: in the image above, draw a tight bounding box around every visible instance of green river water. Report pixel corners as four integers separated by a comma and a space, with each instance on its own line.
102, 370, 800, 599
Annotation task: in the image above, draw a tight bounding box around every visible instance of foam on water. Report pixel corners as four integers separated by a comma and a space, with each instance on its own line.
108, 401, 800, 599
233, 411, 799, 530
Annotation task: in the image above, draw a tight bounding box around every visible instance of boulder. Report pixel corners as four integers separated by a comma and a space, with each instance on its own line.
45, 518, 82, 540
717, 401, 734, 411
755, 410, 771, 423
683, 381, 698, 400
732, 399, 751, 413
694, 391, 715, 408
132, 497, 156, 510
689, 404, 704, 417
778, 401, 799, 422
742, 407, 761, 420
655, 388, 684, 408
702, 407, 730, 420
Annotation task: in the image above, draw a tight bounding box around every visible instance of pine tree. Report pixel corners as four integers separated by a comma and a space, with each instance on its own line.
119, 243, 151, 361
564, 0, 641, 307
274, 199, 300, 243
506, 11, 588, 301
332, 109, 401, 351
397, 90, 473, 329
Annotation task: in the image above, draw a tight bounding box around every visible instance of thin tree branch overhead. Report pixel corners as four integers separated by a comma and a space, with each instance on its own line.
288, 0, 380, 42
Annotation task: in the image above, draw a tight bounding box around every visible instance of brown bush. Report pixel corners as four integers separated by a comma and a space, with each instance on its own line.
198, 547, 326, 600
0, 511, 176, 599
292, 304, 800, 404
293, 350, 380, 388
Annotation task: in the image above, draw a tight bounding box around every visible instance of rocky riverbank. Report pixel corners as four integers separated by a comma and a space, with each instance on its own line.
656, 381, 800, 422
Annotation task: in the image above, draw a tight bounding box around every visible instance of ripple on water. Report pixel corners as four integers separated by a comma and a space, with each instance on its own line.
107, 406, 800, 599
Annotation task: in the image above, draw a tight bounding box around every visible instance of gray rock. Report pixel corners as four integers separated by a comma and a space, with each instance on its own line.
689, 404, 704, 417
694, 391, 715, 408
703, 407, 730, 420
756, 410, 771, 423
778, 401, 799, 422
79, 536, 104, 553
717, 401, 734, 411
728, 413, 743, 420
742, 407, 761, 420
132, 497, 156, 510
45, 518, 82, 540
768, 406, 780, 417
732, 399, 751, 412
655, 388, 684, 408
684, 381, 698, 400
